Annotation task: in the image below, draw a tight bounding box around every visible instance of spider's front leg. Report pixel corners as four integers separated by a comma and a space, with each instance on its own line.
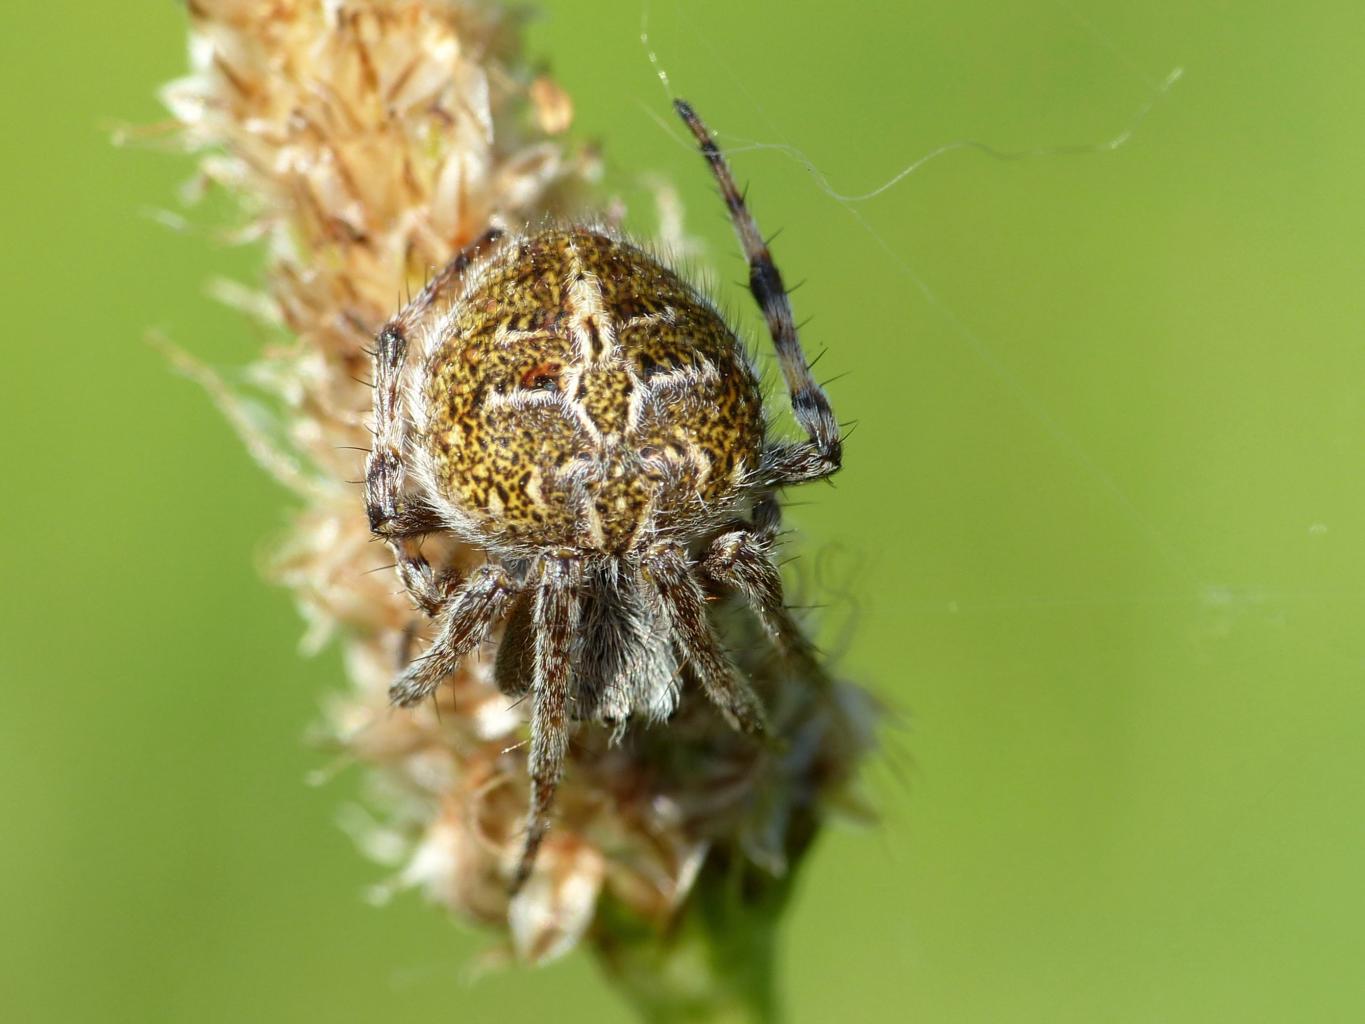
674, 100, 842, 487
513, 561, 580, 891
363, 313, 445, 612
698, 494, 812, 663
646, 545, 767, 735
388, 563, 520, 706
365, 228, 504, 615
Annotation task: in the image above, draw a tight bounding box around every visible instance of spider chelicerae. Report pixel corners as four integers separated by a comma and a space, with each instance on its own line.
364, 100, 843, 889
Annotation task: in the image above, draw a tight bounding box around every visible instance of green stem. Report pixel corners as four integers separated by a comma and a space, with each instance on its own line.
592, 848, 800, 1024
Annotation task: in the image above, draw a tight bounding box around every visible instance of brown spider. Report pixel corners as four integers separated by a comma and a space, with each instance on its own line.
364, 100, 842, 889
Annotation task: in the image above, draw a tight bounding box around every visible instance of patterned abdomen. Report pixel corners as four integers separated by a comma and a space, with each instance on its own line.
421, 228, 764, 554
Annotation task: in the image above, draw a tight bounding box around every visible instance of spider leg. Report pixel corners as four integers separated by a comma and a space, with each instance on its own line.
512, 563, 580, 891
389, 564, 519, 706
386, 501, 458, 617
699, 494, 812, 662
646, 545, 767, 734
365, 228, 505, 614
673, 100, 841, 486
493, 591, 535, 699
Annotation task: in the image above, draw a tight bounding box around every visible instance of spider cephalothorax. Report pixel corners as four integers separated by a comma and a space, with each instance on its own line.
365, 100, 842, 888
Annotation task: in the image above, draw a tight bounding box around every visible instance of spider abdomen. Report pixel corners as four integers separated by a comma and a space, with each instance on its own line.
418, 227, 764, 554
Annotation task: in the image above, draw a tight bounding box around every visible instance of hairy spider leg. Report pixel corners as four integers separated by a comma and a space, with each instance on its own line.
646, 545, 767, 734
365, 227, 506, 615
697, 492, 818, 667
388, 564, 520, 706
513, 561, 581, 890
673, 100, 842, 486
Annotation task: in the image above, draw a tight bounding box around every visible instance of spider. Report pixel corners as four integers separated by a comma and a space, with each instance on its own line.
364, 100, 842, 890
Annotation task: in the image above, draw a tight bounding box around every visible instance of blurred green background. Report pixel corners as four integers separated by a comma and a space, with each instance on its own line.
5, 1, 1365, 1020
